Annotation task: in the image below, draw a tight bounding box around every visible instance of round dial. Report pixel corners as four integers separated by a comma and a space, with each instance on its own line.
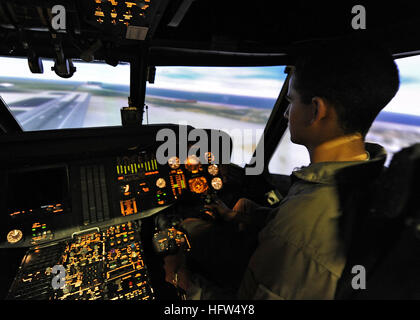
156, 178, 166, 189
188, 177, 209, 194
168, 156, 180, 169
120, 184, 130, 194
211, 177, 223, 190
204, 152, 215, 164
208, 164, 219, 176
7, 229, 23, 244
185, 155, 200, 172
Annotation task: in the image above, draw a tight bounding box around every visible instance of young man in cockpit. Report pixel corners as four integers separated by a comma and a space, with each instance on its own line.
164, 37, 400, 299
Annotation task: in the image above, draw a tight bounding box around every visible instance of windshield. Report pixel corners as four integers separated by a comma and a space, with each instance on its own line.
0, 57, 286, 167
0, 57, 129, 131
146, 66, 286, 166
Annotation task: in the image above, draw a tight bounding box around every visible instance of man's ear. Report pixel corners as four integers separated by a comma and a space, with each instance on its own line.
310, 97, 329, 124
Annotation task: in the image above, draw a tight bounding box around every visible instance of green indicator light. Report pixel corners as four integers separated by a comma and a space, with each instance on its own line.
163, 193, 166, 196
42, 226, 46, 229
173, 184, 178, 188
32, 229, 36, 231
32, 234, 36, 237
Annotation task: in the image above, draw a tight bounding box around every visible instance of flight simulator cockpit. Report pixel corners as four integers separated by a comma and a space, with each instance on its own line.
0, 0, 420, 302
0, 0, 247, 300
1, 126, 230, 300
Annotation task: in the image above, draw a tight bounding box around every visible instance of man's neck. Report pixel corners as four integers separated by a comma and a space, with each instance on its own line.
308, 133, 368, 163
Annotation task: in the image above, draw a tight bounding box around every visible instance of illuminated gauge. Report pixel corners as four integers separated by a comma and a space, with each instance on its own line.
211, 177, 223, 191
188, 177, 209, 194
205, 152, 215, 164
107, 249, 121, 261
185, 155, 200, 172
168, 156, 180, 169
156, 178, 166, 189
7, 229, 23, 244
208, 164, 219, 176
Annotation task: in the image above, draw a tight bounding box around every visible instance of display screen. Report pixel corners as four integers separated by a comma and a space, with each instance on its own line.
7, 166, 69, 217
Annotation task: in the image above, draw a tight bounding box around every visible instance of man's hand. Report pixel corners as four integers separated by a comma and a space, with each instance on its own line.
204, 198, 237, 222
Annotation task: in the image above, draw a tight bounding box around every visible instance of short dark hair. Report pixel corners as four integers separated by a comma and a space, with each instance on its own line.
292, 37, 400, 136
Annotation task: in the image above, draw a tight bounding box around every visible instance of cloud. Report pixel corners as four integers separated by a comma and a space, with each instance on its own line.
153, 66, 286, 98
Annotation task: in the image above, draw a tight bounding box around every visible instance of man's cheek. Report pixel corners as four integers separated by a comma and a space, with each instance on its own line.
288, 124, 297, 142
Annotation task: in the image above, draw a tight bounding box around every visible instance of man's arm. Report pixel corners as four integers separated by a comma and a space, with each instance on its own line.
207, 198, 272, 231
237, 189, 347, 300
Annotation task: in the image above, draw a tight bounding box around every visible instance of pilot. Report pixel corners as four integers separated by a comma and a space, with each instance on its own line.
164, 37, 400, 299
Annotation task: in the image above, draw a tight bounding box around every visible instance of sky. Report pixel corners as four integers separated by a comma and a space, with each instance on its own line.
0, 57, 285, 97
153, 66, 286, 98
0, 55, 419, 115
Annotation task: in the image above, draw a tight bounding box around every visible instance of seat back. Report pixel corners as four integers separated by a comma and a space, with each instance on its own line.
334, 144, 420, 299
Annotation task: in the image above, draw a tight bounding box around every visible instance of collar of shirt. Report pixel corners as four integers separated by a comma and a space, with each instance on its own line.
291, 143, 387, 185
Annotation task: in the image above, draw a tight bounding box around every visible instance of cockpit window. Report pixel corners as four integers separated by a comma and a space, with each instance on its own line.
269, 55, 420, 175
0, 58, 286, 168
146, 66, 287, 167
0, 57, 129, 131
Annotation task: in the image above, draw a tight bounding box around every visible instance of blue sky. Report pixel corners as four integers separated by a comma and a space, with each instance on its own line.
0, 56, 419, 95
160, 66, 285, 81
0, 57, 287, 97
153, 66, 286, 97
0, 56, 419, 88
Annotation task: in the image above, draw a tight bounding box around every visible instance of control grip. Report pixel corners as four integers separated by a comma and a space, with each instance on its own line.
152, 227, 191, 255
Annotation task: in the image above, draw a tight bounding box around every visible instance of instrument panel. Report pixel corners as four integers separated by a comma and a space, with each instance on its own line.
7, 221, 154, 300
115, 151, 224, 218
4, 147, 226, 300
0, 125, 232, 300
1, 145, 226, 249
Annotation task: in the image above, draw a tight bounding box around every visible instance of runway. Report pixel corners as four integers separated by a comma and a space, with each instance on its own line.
10, 91, 91, 131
